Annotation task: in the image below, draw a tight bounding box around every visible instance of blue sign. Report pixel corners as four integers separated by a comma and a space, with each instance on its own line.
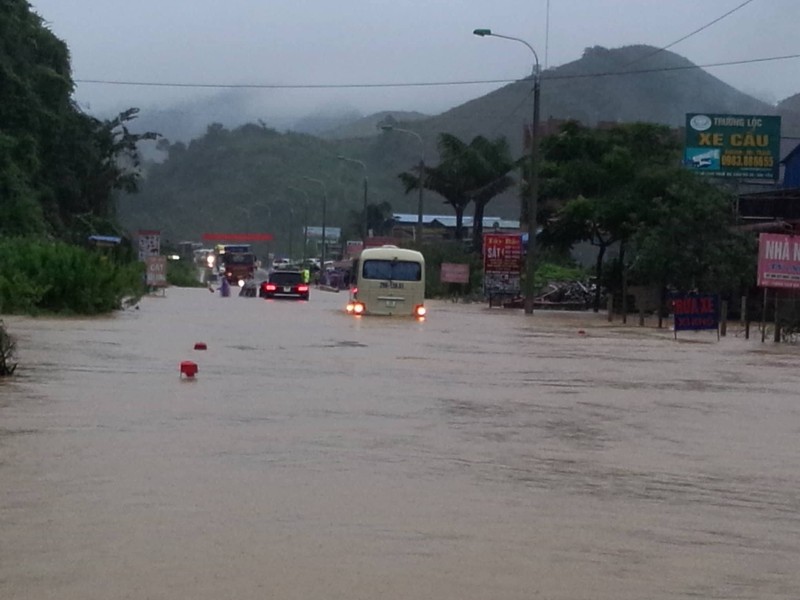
670, 293, 719, 332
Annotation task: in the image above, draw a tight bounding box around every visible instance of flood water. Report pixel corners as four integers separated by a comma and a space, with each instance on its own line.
2, 287, 799, 599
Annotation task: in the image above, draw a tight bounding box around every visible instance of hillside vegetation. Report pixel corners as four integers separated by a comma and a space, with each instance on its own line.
120, 45, 797, 255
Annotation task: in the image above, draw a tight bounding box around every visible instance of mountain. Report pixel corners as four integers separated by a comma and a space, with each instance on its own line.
119, 44, 798, 251
386, 45, 781, 158
319, 110, 429, 140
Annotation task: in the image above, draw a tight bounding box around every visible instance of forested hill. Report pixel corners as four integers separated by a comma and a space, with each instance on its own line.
120, 45, 797, 251
1, 1, 154, 241
381, 45, 782, 156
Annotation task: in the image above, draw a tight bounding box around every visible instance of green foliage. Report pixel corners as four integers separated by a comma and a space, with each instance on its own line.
1, 2, 156, 240
0, 239, 144, 314
628, 171, 756, 294
410, 241, 483, 298
166, 259, 206, 288
398, 133, 515, 245
534, 262, 588, 290
540, 121, 752, 299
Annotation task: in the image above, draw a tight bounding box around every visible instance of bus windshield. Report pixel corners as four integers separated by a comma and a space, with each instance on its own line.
362, 259, 421, 282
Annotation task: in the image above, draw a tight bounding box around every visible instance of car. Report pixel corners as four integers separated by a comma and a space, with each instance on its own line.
260, 270, 309, 300
272, 258, 291, 270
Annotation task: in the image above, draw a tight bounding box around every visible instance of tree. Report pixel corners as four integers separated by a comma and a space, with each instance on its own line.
398, 133, 515, 247
628, 169, 755, 295
540, 121, 682, 309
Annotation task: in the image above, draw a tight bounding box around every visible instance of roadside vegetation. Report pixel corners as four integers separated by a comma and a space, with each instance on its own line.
0, 239, 143, 315
1, 1, 156, 321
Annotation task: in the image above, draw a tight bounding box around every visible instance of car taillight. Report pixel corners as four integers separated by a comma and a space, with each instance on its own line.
266, 283, 277, 291
297, 284, 309, 292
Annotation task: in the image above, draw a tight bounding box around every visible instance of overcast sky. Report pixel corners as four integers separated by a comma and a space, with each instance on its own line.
27, 0, 800, 119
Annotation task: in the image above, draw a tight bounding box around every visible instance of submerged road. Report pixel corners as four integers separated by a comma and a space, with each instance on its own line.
1, 287, 799, 599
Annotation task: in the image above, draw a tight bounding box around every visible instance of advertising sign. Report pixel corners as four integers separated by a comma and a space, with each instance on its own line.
483, 233, 522, 296
145, 256, 168, 287
441, 263, 470, 284
305, 227, 341, 240
757, 233, 800, 289
137, 230, 161, 261
345, 240, 364, 258
684, 113, 781, 180
671, 293, 719, 332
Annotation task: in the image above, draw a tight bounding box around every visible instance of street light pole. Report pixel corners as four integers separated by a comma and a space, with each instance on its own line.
303, 177, 328, 270
288, 187, 310, 263
474, 28, 540, 315
380, 124, 425, 242
338, 156, 369, 243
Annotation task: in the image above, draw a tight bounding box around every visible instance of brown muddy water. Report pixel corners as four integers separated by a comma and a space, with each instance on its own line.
1, 287, 799, 599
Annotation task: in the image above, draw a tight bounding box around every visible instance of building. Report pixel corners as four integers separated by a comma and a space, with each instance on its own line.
390, 213, 520, 242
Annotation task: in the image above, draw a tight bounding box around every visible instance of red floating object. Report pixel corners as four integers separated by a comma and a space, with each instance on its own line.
194, 342, 207, 350
180, 361, 198, 378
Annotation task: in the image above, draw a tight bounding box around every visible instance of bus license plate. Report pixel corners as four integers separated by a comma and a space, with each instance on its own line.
386, 300, 396, 308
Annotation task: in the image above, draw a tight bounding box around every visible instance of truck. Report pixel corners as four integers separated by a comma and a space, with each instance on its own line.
214, 244, 257, 286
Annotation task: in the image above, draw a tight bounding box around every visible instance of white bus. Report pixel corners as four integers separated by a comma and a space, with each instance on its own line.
346, 246, 427, 317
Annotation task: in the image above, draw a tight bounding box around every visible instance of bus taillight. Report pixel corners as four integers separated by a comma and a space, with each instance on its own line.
346, 301, 365, 315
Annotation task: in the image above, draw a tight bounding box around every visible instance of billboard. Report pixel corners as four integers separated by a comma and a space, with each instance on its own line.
483, 233, 522, 296
305, 227, 341, 240
757, 233, 800, 289
441, 263, 470, 284
137, 230, 161, 261
684, 113, 781, 180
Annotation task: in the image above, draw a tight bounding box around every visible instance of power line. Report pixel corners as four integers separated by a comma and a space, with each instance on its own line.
74, 52, 800, 90
623, 0, 758, 68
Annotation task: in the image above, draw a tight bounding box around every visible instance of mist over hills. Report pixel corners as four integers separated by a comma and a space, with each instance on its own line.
119, 45, 800, 250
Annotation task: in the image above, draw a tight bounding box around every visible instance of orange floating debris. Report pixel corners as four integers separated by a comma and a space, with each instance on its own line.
180, 361, 198, 378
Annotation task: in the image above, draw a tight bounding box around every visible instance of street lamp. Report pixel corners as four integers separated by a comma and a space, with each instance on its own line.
338, 155, 369, 243
302, 176, 328, 270
474, 28, 541, 315
288, 186, 310, 262
380, 124, 425, 242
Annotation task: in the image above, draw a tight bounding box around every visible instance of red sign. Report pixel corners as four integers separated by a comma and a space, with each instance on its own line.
757, 233, 800, 289
483, 233, 522, 272
202, 233, 274, 242
483, 233, 522, 296
441, 263, 469, 284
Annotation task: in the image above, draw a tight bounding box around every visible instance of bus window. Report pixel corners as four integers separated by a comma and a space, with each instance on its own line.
362, 259, 422, 281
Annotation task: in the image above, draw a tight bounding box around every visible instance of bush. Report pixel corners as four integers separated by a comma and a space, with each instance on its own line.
0, 238, 144, 315
166, 258, 206, 287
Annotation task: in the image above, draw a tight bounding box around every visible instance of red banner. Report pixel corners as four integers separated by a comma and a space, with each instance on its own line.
202, 233, 274, 242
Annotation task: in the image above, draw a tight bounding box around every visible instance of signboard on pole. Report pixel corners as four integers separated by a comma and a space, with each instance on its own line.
483, 233, 522, 296
305, 227, 341, 240
137, 230, 161, 261
684, 113, 781, 180
441, 263, 470, 284
145, 256, 168, 288
757, 233, 800, 289
671, 293, 719, 332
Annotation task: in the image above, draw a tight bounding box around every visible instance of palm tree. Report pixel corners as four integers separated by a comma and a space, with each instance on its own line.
398, 133, 515, 248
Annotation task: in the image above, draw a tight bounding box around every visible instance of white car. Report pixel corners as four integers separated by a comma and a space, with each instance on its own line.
272, 258, 291, 270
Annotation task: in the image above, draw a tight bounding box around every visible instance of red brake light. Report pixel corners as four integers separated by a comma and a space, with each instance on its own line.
297, 284, 309, 292
266, 283, 277, 291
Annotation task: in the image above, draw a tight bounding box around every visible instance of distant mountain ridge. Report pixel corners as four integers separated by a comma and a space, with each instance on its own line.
120, 44, 800, 247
